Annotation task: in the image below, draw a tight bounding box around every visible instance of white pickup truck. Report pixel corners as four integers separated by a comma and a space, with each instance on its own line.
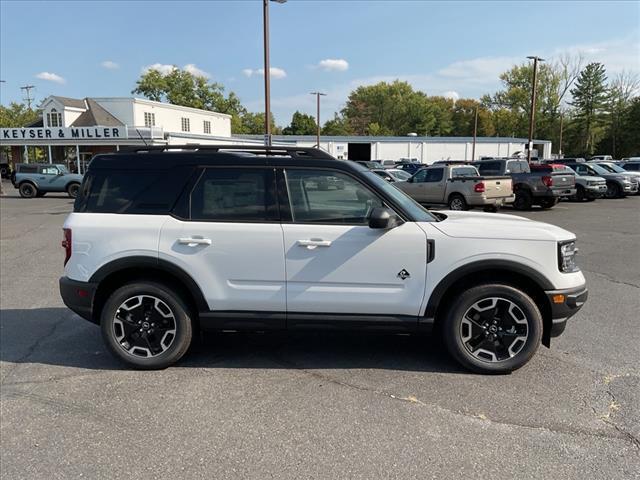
395, 163, 514, 211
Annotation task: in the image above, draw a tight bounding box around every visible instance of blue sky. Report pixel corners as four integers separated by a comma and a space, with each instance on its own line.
1, 0, 639, 125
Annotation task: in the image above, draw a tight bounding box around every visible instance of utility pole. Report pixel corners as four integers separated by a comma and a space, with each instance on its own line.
262, 0, 287, 146
21, 84, 35, 110
526, 56, 544, 163
559, 113, 564, 157
471, 106, 478, 161
310, 92, 326, 149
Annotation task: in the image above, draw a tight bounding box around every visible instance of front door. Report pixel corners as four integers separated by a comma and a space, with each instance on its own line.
422, 167, 445, 203
38, 165, 65, 191
281, 168, 428, 317
158, 167, 286, 317
400, 169, 429, 202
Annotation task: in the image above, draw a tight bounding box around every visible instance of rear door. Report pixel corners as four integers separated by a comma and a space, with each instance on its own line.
280, 168, 427, 318
158, 167, 286, 318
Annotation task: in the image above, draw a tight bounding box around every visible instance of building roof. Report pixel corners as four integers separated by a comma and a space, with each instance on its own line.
236, 134, 552, 144
71, 99, 123, 127
50, 96, 87, 109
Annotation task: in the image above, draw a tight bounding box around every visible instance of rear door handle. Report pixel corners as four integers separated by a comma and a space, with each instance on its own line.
298, 239, 332, 249
178, 237, 212, 247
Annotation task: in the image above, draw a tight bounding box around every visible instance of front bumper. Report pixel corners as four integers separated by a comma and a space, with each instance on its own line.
545, 284, 588, 337
59, 276, 98, 324
584, 184, 607, 198
623, 182, 638, 193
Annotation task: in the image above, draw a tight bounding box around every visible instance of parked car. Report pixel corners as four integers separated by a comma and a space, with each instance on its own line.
59, 145, 587, 374
394, 163, 423, 175
474, 158, 575, 210
558, 161, 637, 198
379, 159, 398, 169
534, 163, 606, 201
395, 163, 514, 211
372, 168, 412, 182
589, 161, 640, 194
353, 160, 383, 169
620, 160, 640, 172
11, 163, 83, 198
590, 155, 614, 162
0, 162, 11, 179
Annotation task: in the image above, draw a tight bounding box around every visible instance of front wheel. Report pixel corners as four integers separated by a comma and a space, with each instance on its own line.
100, 281, 194, 369
67, 182, 80, 199
19, 183, 37, 198
605, 181, 622, 199
448, 194, 468, 211
442, 284, 543, 374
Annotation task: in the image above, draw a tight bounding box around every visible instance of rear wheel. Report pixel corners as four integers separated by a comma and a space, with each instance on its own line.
448, 194, 468, 211
442, 283, 543, 374
605, 181, 622, 199
483, 205, 499, 213
67, 182, 80, 199
18, 183, 37, 198
539, 197, 559, 209
513, 189, 532, 210
100, 281, 193, 369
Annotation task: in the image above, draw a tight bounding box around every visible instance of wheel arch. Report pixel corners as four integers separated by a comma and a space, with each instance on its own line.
424, 260, 554, 347
90, 256, 208, 326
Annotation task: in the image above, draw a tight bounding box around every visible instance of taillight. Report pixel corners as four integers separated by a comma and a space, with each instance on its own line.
62, 228, 72, 266
474, 182, 486, 193
542, 176, 553, 187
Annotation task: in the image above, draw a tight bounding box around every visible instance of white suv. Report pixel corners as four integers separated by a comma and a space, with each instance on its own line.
59, 146, 588, 373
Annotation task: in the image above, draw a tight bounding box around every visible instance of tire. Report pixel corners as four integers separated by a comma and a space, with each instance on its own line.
442, 283, 543, 374
100, 281, 194, 369
539, 197, 559, 209
574, 185, 586, 202
19, 182, 37, 198
67, 182, 80, 199
448, 193, 468, 211
605, 181, 622, 199
483, 205, 499, 213
512, 189, 532, 210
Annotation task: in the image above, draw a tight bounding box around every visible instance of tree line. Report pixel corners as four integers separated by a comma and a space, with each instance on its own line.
1, 58, 638, 157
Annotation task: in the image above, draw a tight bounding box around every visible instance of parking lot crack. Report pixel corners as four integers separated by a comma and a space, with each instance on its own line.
582, 268, 640, 289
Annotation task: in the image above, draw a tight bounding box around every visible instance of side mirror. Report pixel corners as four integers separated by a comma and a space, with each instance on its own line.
369, 207, 400, 229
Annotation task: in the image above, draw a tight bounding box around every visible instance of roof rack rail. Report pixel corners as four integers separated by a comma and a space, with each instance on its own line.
120, 144, 336, 160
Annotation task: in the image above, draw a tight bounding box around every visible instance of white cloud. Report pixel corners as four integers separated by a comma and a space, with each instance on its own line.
101, 60, 119, 70
317, 58, 349, 72
35, 72, 66, 84
183, 63, 210, 78
143, 63, 176, 75
242, 67, 287, 79
442, 91, 460, 101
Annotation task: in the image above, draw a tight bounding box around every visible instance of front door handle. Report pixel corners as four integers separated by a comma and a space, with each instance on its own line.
178, 237, 212, 247
298, 239, 332, 249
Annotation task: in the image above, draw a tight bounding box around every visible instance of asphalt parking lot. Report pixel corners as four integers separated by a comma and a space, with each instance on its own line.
1, 181, 639, 479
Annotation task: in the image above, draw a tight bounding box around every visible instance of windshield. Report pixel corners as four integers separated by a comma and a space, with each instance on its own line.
389, 170, 412, 180
364, 171, 436, 222
57, 165, 69, 173
599, 162, 626, 173
588, 164, 610, 175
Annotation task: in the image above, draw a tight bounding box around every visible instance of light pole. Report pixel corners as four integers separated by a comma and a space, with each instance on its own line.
310, 92, 326, 149
526, 56, 544, 163
263, 0, 286, 146
559, 112, 564, 157
471, 106, 478, 161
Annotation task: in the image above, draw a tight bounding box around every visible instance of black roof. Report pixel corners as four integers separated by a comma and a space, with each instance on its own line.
90, 145, 365, 173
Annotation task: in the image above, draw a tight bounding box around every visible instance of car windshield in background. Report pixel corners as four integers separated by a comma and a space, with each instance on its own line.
588, 164, 611, 176
389, 170, 412, 180
58, 165, 69, 173
598, 163, 626, 174
363, 171, 436, 222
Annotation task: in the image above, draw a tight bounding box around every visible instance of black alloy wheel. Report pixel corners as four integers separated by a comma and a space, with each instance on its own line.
19, 183, 37, 198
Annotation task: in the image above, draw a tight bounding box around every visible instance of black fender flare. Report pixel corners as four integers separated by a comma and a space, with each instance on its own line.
90, 256, 209, 312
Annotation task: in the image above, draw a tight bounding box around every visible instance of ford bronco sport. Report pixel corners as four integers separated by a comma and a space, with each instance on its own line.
59, 146, 588, 374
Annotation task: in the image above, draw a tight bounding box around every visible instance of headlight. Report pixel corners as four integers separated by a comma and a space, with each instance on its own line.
586, 181, 595, 186
558, 241, 579, 273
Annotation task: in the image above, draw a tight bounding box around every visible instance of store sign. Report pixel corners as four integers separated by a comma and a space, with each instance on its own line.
1, 126, 128, 141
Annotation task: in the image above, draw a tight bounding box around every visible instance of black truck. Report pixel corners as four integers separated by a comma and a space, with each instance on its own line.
474, 158, 576, 210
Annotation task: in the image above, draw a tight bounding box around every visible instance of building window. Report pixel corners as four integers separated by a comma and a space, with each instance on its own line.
46, 109, 62, 127
144, 112, 155, 127
203, 120, 211, 134
181, 117, 190, 132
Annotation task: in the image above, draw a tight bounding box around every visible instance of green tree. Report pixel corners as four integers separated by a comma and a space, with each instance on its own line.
321, 114, 352, 135
569, 62, 609, 155
597, 72, 639, 157
451, 99, 494, 137
0, 102, 39, 127
282, 111, 317, 135
235, 112, 281, 135
424, 96, 454, 136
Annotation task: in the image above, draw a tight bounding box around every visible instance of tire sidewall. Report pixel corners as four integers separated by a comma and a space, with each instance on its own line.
443, 284, 543, 374
67, 182, 80, 198
100, 282, 193, 369
513, 189, 532, 210
448, 194, 467, 211
19, 183, 37, 198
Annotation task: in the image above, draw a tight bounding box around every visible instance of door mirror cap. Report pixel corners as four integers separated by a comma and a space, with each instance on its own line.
369, 207, 400, 229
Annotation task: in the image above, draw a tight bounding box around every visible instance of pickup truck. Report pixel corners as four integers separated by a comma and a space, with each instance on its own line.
11, 163, 83, 198
475, 158, 576, 210
395, 163, 514, 211
535, 163, 606, 201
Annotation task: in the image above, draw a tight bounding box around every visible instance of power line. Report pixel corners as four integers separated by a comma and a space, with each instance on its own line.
20, 84, 36, 110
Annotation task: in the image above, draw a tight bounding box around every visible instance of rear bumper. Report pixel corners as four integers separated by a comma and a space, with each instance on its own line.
59, 276, 98, 324
545, 284, 588, 337
550, 187, 577, 198
470, 194, 515, 206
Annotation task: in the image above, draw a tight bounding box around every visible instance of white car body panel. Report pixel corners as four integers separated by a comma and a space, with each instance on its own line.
282, 222, 427, 315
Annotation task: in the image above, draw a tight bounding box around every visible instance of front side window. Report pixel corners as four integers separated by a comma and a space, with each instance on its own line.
191, 168, 275, 222
285, 169, 383, 224
39, 166, 59, 175
413, 169, 427, 182
181, 117, 190, 132
425, 168, 444, 182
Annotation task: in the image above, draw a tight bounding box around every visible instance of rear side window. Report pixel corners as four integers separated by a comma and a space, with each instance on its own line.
452, 167, 477, 177
18, 165, 38, 174
76, 167, 194, 214
190, 168, 277, 222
